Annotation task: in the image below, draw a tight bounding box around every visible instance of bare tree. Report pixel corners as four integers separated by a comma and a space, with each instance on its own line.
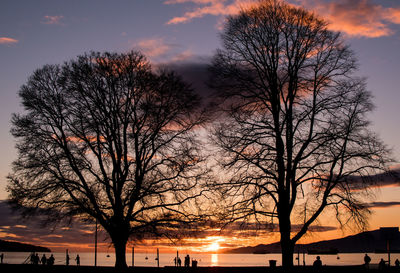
209, 0, 391, 267
8, 51, 207, 269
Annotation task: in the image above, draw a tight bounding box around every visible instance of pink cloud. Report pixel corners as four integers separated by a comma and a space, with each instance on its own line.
296, 0, 400, 38
165, 0, 257, 25
135, 38, 172, 58
42, 15, 64, 25
170, 50, 195, 62
0, 37, 18, 45
165, 0, 400, 38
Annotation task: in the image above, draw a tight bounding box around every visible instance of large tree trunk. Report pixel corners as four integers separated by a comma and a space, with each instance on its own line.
279, 209, 294, 268
110, 231, 129, 270
281, 235, 294, 268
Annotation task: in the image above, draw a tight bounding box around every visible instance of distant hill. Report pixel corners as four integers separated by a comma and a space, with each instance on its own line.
223, 227, 400, 254
0, 239, 51, 252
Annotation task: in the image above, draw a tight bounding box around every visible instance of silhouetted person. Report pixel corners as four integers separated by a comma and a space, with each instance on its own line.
192, 259, 198, 268
313, 256, 322, 268
66, 254, 70, 265
48, 254, 55, 266
184, 254, 190, 267
34, 253, 39, 265
379, 258, 386, 270
75, 254, 80, 266
174, 257, 177, 266
0, 253, 4, 264
395, 259, 400, 267
41, 254, 47, 265
364, 253, 371, 268
30, 252, 35, 264
178, 257, 182, 267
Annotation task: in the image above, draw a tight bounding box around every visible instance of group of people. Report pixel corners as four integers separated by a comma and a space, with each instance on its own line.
364, 253, 400, 269
312, 254, 400, 269
173, 254, 197, 267
29, 253, 55, 265
29, 252, 80, 266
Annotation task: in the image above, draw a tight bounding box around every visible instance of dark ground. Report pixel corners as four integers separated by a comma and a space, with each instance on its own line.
0, 264, 400, 273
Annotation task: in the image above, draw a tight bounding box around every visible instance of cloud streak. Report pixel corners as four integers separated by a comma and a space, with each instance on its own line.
165, 0, 400, 38
42, 15, 64, 25
165, 0, 256, 25
0, 37, 18, 45
364, 201, 400, 209
135, 38, 172, 58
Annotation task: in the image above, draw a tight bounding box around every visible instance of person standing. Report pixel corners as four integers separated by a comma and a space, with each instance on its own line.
41, 254, 47, 266
0, 253, 4, 264
177, 257, 182, 267
34, 253, 39, 265
48, 254, 55, 266
379, 258, 386, 270
364, 253, 371, 268
75, 254, 80, 266
184, 254, 190, 267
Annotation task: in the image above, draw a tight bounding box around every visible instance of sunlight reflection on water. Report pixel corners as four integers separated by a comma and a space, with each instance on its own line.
211, 253, 218, 266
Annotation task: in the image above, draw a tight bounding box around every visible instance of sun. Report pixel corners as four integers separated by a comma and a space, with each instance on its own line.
206, 242, 220, 252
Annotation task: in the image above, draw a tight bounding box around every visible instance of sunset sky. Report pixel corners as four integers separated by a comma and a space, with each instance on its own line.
1, 0, 400, 253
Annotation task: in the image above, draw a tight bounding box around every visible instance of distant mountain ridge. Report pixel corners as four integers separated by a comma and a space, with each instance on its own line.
0, 239, 51, 252
223, 227, 400, 254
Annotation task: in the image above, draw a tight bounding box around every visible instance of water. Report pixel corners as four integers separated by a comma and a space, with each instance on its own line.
1, 252, 399, 267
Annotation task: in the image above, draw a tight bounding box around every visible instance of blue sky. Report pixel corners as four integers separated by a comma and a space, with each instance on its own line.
1, 0, 400, 249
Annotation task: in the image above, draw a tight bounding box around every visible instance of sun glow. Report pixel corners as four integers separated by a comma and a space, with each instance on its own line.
207, 242, 220, 252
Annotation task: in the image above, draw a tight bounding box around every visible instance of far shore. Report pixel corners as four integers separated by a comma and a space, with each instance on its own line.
1, 264, 400, 273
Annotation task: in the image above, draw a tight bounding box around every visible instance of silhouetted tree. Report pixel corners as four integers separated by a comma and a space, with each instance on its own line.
209, 0, 391, 267
8, 51, 207, 269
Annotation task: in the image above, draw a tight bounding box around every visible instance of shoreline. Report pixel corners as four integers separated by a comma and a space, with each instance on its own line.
0, 264, 399, 273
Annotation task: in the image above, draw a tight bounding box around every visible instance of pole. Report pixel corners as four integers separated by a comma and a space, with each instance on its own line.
95, 218, 98, 267
388, 240, 391, 267
66, 249, 68, 266
177, 250, 179, 267
297, 249, 300, 266
132, 246, 135, 267
157, 248, 160, 267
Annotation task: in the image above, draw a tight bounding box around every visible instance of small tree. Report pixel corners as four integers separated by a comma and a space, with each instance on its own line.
209, 0, 391, 267
8, 51, 206, 269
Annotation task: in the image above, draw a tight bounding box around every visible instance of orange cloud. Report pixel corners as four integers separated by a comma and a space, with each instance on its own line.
165, 0, 400, 38
297, 0, 400, 38
0, 37, 18, 45
42, 15, 64, 25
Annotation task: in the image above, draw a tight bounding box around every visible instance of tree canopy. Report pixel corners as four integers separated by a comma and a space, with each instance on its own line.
209, 0, 391, 267
8, 51, 207, 268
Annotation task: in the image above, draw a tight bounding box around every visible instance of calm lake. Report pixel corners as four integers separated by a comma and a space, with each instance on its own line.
2, 252, 399, 267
